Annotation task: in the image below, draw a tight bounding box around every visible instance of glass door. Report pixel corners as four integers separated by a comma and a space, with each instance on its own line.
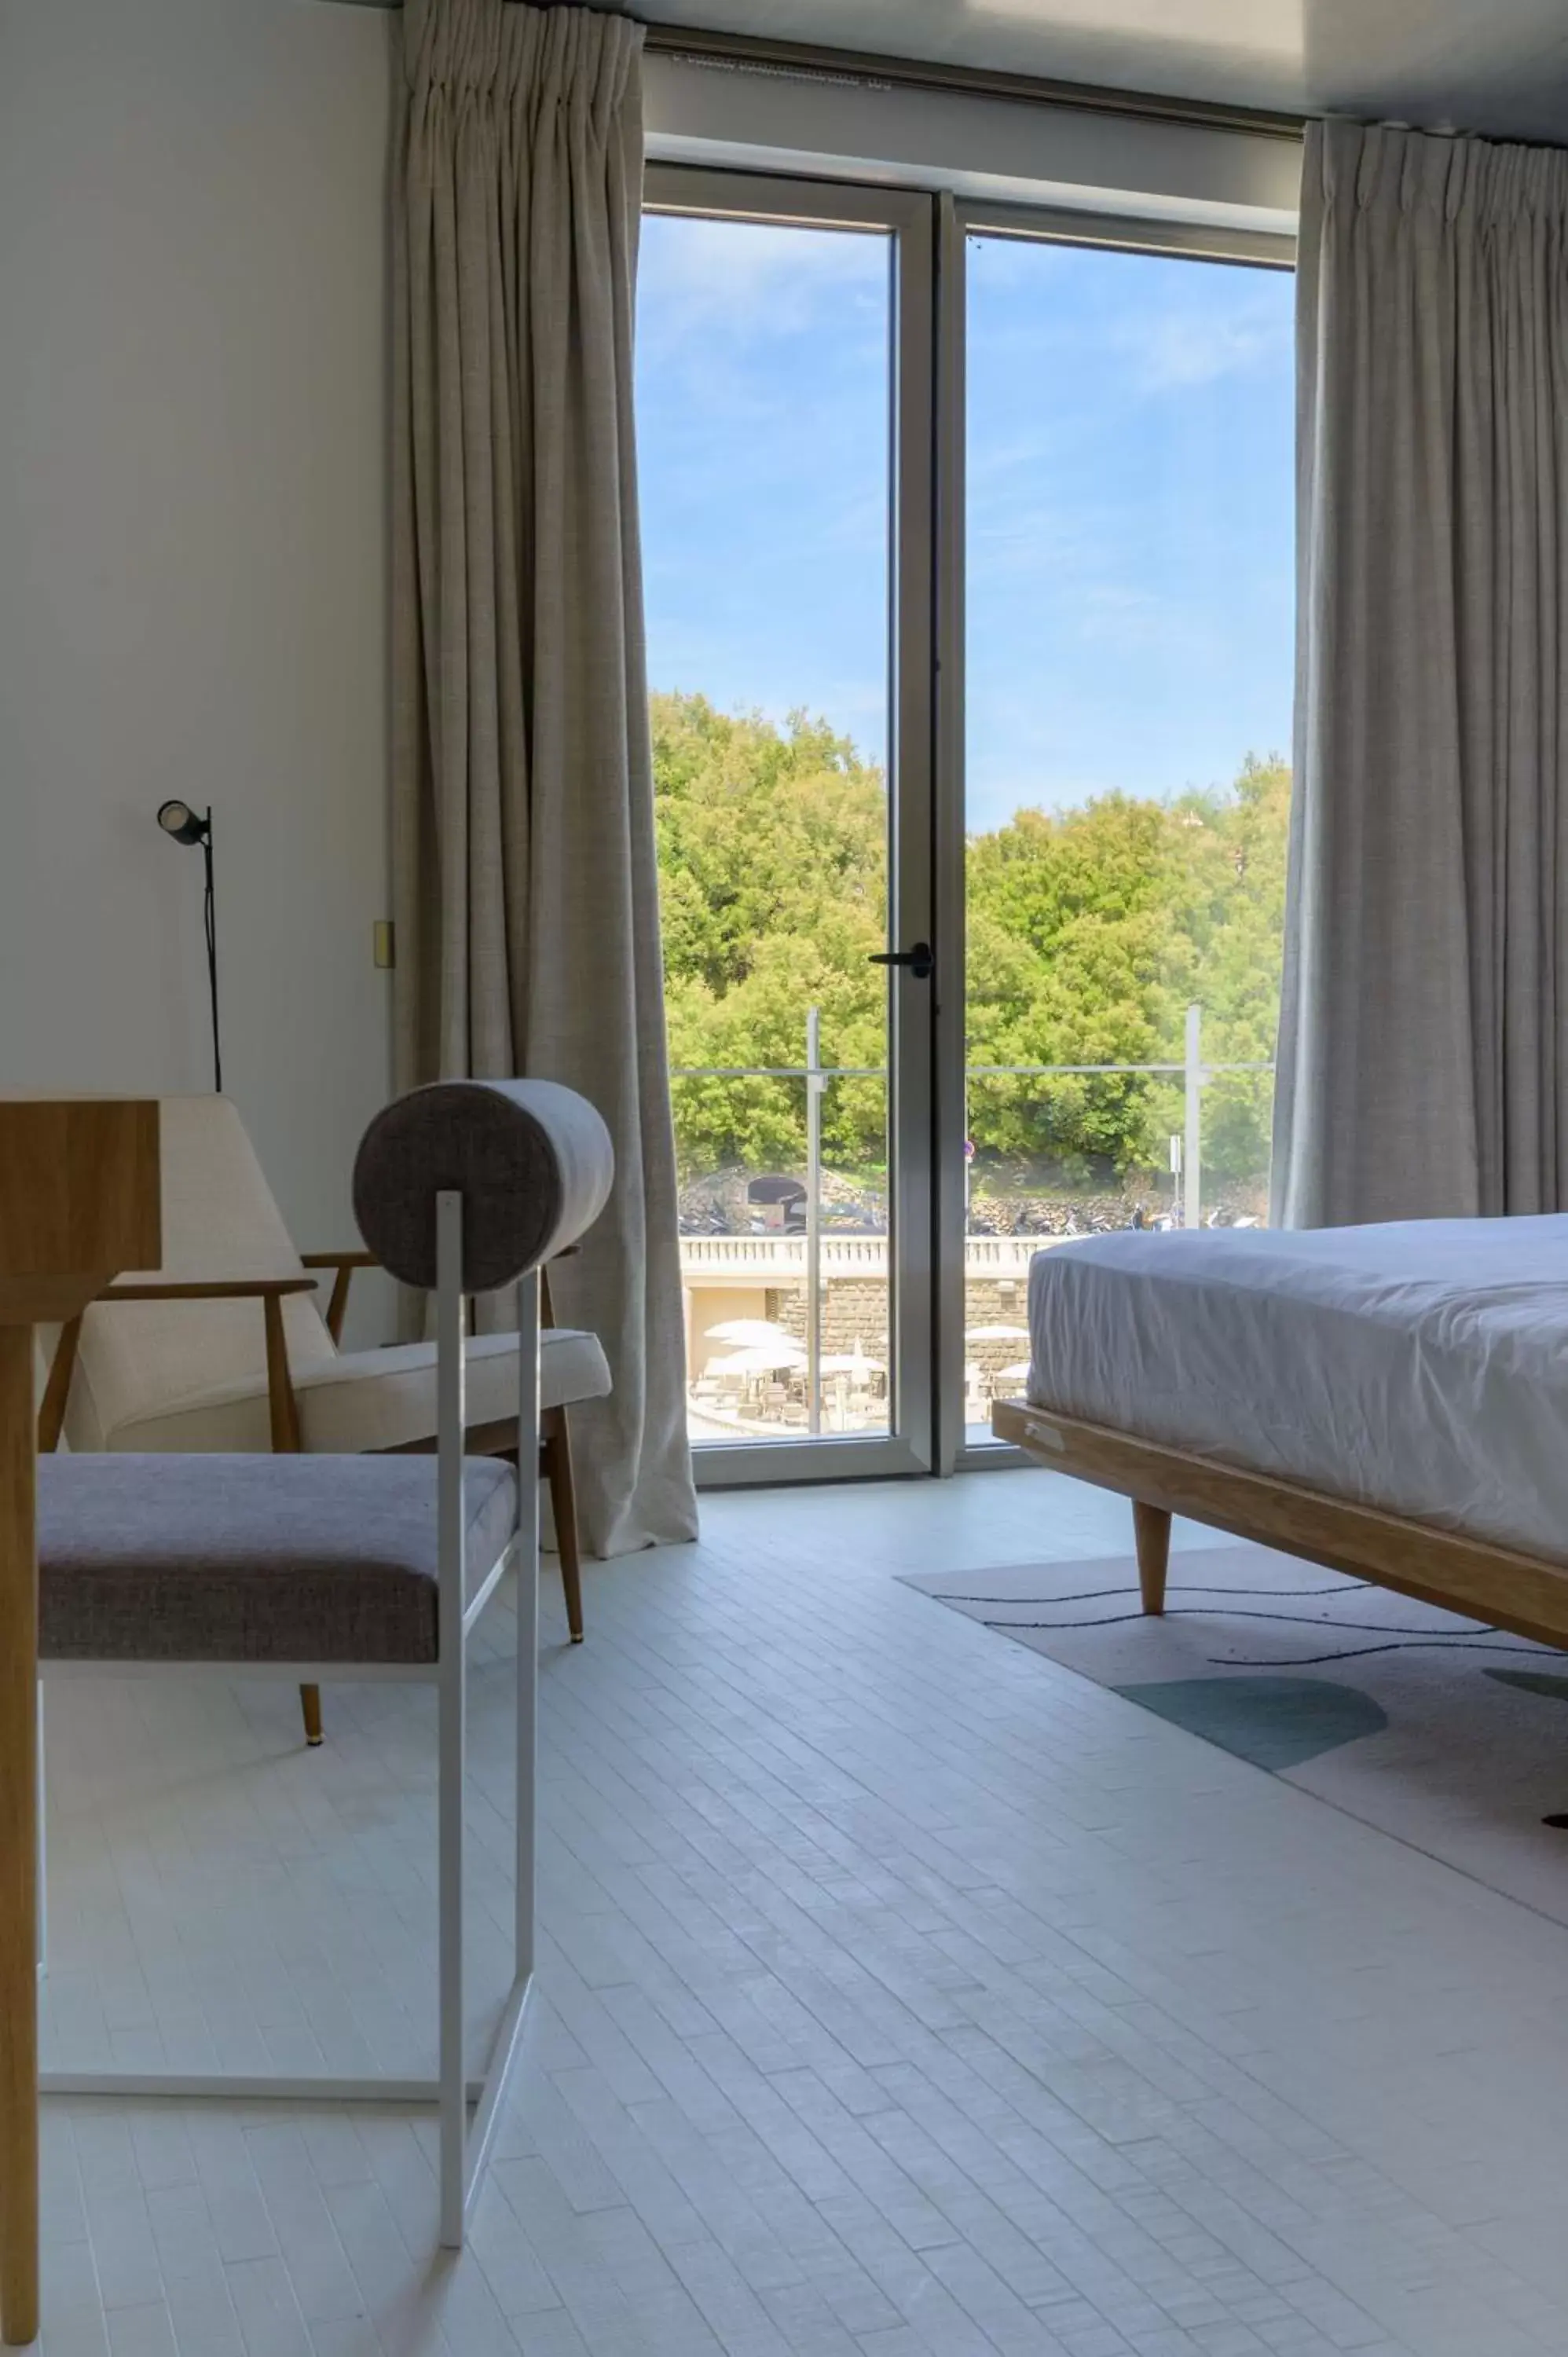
638, 176, 1296, 1483
639, 168, 936, 1483
939, 210, 1297, 1464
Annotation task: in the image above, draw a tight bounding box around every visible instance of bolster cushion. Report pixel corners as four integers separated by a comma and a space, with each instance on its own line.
353, 1078, 614, 1294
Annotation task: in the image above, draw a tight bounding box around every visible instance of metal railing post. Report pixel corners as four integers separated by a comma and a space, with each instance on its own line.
805, 1009, 822, 1433
1183, 1003, 1203, 1230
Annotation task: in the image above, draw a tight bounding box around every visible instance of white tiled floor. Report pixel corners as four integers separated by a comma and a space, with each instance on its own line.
28, 1468, 1568, 2355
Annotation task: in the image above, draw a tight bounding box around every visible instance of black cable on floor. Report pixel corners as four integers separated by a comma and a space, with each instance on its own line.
979, 1605, 1491, 1636
928, 1578, 1375, 1605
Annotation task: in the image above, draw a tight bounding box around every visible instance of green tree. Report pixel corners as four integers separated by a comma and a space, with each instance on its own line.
655, 693, 887, 1171
959, 762, 1289, 1182
654, 687, 1290, 1189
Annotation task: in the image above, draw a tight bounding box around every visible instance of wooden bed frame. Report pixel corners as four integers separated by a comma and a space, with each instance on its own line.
992, 1395, 1568, 1652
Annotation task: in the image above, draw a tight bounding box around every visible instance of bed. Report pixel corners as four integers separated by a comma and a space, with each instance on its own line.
992, 1215, 1568, 1648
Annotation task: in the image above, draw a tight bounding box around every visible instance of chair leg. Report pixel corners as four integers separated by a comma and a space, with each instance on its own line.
260, 1293, 322, 1749
543, 1406, 584, 1644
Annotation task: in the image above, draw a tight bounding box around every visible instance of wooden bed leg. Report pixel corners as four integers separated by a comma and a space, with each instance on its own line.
1133, 1501, 1171, 1615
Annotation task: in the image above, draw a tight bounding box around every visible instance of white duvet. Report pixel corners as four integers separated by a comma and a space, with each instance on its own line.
1025, 1215, 1568, 1563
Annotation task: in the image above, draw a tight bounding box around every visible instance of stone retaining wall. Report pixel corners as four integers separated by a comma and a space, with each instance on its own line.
766, 1275, 1035, 1381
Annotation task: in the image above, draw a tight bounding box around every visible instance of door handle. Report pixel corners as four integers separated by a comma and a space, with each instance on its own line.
869, 940, 934, 981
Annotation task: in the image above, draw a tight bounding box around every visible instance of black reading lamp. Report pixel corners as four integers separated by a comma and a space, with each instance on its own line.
156, 801, 223, 1092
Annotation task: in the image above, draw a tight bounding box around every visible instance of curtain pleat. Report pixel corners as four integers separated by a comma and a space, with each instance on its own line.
1274, 119, 1568, 1226
393, 0, 697, 1555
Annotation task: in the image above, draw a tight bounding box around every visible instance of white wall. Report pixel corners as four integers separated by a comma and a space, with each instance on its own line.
0, 0, 396, 1336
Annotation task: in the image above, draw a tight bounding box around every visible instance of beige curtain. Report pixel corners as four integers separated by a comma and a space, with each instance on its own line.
1273, 119, 1568, 1227
392, 0, 696, 1555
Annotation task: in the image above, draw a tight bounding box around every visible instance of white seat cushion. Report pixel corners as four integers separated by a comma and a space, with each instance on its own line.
100, 1329, 610, 1455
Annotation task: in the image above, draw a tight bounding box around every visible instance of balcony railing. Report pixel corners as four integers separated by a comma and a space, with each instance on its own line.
673, 1005, 1273, 1444
680, 1232, 899, 1277
672, 1002, 1272, 1233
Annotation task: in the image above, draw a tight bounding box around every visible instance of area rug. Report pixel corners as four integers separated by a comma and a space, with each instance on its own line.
902, 1542, 1568, 1924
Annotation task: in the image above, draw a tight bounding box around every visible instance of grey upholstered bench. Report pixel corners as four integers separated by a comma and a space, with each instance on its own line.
38, 1453, 518, 1667
34, 1446, 533, 2238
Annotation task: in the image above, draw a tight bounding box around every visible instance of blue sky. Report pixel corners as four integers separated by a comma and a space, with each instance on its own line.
636, 214, 1294, 836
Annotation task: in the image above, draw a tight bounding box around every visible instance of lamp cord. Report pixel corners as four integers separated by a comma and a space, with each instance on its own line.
203, 816, 222, 1093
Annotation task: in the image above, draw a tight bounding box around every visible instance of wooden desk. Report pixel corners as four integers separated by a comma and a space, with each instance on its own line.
0, 1102, 159, 2347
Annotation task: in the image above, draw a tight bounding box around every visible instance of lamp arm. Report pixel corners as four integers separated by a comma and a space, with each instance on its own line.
203, 812, 222, 1094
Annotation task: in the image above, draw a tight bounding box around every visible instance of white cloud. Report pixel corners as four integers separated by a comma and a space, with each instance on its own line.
1127, 300, 1293, 390
639, 214, 888, 348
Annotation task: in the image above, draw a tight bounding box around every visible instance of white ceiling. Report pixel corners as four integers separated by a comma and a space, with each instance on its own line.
639, 0, 1568, 143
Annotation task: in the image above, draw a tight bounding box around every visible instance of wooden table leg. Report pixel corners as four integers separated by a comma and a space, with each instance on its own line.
0, 1325, 38, 2348
0, 1094, 160, 2346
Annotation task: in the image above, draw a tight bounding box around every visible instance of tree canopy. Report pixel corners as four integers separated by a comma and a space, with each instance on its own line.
654, 688, 1288, 1189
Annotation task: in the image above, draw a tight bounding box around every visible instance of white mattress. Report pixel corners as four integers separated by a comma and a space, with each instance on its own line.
1025, 1216, 1568, 1563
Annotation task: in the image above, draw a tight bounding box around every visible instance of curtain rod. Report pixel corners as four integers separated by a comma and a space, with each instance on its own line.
638, 22, 1306, 144
337, 1, 1305, 142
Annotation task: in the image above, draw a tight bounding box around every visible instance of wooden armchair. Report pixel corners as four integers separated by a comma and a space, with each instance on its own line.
38, 1098, 610, 1742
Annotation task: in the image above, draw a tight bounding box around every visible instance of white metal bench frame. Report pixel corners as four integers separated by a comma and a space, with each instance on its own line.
38, 1192, 537, 2248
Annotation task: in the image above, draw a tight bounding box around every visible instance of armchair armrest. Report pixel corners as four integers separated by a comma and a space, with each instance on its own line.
298, 1242, 579, 1343
37, 1276, 319, 1455
301, 1251, 379, 1343
101, 1278, 319, 1302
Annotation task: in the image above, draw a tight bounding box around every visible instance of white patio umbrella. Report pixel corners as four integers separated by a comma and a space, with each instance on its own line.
706, 1318, 801, 1350
705, 1343, 808, 1376
996, 1359, 1032, 1383
966, 1322, 1029, 1341
819, 1346, 885, 1377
